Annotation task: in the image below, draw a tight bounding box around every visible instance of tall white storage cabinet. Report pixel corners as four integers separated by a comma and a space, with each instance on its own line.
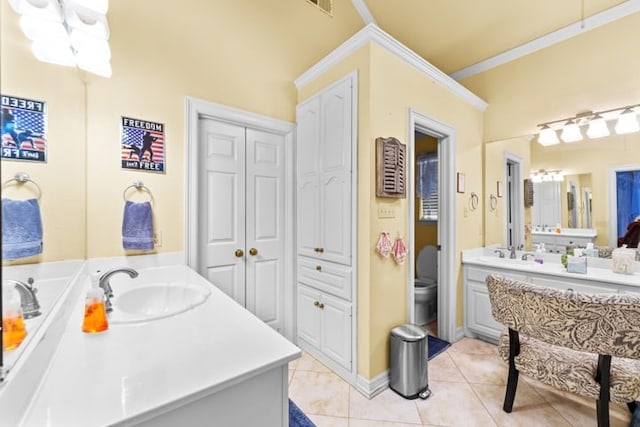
296, 73, 357, 381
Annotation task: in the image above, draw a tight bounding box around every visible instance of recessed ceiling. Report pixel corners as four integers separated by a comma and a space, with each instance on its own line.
362, 0, 630, 75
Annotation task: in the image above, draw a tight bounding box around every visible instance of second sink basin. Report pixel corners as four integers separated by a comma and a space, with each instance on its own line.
109, 282, 211, 324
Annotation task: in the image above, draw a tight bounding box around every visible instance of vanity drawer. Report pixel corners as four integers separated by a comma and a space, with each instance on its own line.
298, 257, 352, 300
530, 276, 616, 294
466, 266, 528, 284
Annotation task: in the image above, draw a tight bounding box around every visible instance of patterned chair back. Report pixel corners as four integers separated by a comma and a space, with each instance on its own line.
486, 274, 640, 360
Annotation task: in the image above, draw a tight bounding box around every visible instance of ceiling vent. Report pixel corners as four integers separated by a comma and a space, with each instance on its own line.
307, 0, 332, 15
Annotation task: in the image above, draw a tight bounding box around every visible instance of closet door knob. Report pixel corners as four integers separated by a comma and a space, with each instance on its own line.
316, 265, 322, 271
235, 249, 244, 257
318, 247, 324, 253
249, 248, 258, 256
318, 303, 325, 309
313, 301, 320, 307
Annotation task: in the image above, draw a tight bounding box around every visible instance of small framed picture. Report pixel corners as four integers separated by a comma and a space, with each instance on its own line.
497, 181, 503, 198
456, 172, 465, 193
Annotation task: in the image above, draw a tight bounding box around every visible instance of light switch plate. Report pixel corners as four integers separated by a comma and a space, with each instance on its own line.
378, 206, 395, 218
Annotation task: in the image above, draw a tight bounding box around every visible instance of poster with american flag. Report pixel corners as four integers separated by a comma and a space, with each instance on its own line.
120, 116, 165, 173
1, 94, 47, 162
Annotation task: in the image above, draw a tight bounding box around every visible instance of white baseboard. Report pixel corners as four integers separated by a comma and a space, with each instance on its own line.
354, 370, 389, 399
454, 327, 466, 342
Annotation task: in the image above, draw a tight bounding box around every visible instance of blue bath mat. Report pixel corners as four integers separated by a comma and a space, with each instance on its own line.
289, 399, 315, 427
428, 335, 450, 360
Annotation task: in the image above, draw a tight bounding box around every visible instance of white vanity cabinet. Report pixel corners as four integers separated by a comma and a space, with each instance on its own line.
295, 73, 357, 382
463, 257, 633, 343
464, 266, 528, 342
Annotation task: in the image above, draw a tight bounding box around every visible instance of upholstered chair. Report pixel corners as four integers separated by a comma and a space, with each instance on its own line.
486, 274, 640, 427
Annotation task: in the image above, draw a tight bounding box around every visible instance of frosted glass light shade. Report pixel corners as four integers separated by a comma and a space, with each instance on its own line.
586, 115, 610, 139
31, 38, 75, 66
8, 0, 62, 21
64, 1, 110, 39
615, 109, 640, 134
72, 0, 108, 14
19, 14, 68, 41
538, 125, 559, 146
560, 120, 583, 143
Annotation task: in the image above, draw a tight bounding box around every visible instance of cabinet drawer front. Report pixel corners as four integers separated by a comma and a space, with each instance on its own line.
466, 266, 528, 284
531, 276, 616, 294
298, 258, 352, 300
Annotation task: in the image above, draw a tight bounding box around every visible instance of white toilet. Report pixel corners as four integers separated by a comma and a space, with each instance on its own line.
415, 245, 438, 325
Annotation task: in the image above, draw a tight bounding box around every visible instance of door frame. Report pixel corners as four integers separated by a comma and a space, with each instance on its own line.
608, 163, 640, 246
407, 108, 456, 343
504, 153, 524, 249
185, 97, 296, 340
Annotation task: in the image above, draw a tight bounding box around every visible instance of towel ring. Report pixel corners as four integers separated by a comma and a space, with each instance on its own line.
489, 194, 498, 211
469, 192, 479, 211
123, 180, 154, 204
1, 172, 42, 200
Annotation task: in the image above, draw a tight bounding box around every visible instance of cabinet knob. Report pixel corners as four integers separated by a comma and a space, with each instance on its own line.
318, 247, 324, 253
567, 288, 574, 292
318, 303, 325, 309
235, 249, 244, 257
316, 265, 322, 271
249, 248, 258, 256
313, 301, 320, 307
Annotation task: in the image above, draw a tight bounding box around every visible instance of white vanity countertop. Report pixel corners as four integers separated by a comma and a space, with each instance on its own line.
462, 249, 640, 288
19, 265, 301, 427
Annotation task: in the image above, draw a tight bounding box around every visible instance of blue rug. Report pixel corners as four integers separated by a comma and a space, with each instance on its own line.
289, 399, 315, 427
428, 335, 450, 360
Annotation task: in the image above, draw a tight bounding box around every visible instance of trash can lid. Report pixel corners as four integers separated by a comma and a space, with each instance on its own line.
390, 324, 427, 341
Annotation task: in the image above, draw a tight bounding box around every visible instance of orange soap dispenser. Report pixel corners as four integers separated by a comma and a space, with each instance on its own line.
82, 272, 109, 333
2, 284, 27, 351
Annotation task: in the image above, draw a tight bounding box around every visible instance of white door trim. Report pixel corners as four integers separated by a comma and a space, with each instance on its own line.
185, 97, 296, 340
504, 153, 524, 249
408, 108, 456, 343
608, 163, 640, 247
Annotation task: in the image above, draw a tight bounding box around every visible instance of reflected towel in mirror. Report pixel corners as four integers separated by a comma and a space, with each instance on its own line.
1, 198, 43, 260
122, 201, 154, 250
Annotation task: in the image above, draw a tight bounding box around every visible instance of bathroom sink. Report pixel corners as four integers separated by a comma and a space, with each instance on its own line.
472, 256, 539, 268
109, 282, 211, 324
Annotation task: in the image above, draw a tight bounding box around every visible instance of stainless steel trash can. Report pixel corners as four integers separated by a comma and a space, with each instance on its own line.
389, 324, 430, 399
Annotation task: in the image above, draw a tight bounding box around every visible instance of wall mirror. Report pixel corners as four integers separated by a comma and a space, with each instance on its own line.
1, 7, 87, 379
485, 129, 640, 248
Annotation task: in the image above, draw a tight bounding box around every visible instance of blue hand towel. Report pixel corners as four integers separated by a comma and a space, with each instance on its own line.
122, 201, 154, 250
2, 198, 43, 260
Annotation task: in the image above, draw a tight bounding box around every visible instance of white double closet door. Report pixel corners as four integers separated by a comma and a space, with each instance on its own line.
198, 118, 285, 333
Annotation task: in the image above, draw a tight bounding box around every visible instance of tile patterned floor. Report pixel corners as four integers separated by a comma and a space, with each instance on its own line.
288, 337, 633, 427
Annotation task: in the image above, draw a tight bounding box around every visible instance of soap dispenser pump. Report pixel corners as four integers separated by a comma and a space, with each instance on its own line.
534, 244, 544, 264
82, 271, 109, 333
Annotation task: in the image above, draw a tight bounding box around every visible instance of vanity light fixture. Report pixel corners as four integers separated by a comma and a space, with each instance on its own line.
536, 104, 640, 146
530, 170, 564, 183
8, 0, 112, 78
538, 125, 560, 146
586, 114, 609, 139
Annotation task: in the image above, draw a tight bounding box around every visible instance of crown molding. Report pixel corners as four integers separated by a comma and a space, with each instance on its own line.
451, 0, 640, 81
294, 24, 488, 111
351, 0, 376, 25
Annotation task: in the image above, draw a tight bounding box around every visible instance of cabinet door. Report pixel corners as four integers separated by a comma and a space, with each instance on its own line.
320, 293, 352, 370
297, 285, 321, 348
296, 97, 321, 259
319, 77, 352, 174
467, 282, 504, 341
319, 171, 351, 265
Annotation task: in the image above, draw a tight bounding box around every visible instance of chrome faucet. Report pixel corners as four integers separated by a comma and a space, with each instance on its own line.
4, 278, 41, 319
509, 246, 517, 259
494, 249, 505, 258
98, 267, 139, 312
521, 252, 536, 261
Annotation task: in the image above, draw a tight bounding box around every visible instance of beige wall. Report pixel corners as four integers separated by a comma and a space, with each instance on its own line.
1, 0, 363, 260
530, 131, 640, 246
299, 42, 485, 379
462, 12, 640, 143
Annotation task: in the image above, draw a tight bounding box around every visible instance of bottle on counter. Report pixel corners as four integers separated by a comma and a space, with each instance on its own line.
82, 272, 109, 333
2, 285, 27, 350
534, 244, 544, 264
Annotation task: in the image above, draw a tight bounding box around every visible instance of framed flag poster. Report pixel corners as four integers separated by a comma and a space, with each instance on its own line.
120, 116, 165, 173
1, 94, 47, 162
